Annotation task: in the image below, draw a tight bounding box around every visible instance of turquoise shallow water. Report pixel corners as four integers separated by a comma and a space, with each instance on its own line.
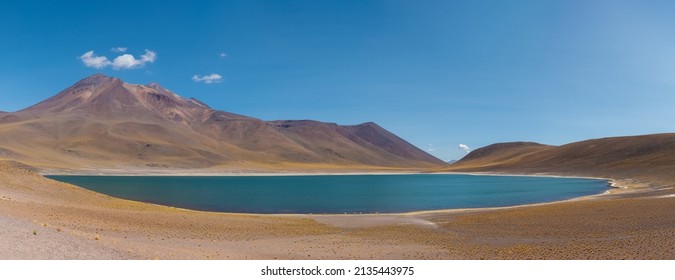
47, 174, 608, 214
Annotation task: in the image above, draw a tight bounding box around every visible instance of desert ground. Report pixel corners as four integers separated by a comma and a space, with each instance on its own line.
1, 160, 673, 259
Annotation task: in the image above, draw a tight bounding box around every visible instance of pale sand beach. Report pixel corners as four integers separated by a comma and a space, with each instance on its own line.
1, 161, 673, 259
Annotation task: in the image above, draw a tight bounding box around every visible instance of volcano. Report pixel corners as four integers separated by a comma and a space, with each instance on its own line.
0, 74, 444, 171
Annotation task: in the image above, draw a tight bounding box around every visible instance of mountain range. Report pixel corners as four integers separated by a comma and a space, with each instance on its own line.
0, 74, 444, 171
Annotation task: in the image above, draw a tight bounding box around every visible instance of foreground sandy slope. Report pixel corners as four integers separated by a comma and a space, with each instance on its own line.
1, 161, 674, 259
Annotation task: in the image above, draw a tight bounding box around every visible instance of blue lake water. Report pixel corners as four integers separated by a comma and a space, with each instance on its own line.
47, 174, 608, 214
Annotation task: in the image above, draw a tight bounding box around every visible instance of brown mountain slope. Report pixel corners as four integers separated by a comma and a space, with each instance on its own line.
455, 142, 553, 167
0, 74, 444, 171
444, 134, 675, 182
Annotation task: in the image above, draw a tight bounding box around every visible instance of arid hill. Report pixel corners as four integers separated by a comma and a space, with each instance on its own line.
444, 134, 675, 183
0, 74, 444, 171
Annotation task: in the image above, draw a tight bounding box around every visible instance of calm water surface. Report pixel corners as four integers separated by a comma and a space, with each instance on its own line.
47, 174, 608, 214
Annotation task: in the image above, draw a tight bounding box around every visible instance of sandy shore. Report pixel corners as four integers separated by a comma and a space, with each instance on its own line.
1, 161, 673, 259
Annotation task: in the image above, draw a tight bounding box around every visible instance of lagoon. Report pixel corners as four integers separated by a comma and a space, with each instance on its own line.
47, 174, 608, 214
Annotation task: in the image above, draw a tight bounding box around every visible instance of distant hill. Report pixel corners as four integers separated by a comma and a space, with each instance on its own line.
443, 134, 675, 182
0, 74, 444, 171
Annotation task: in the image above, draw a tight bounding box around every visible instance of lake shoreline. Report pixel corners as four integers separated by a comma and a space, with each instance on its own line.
39, 168, 652, 215
42, 172, 618, 216
2, 161, 673, 259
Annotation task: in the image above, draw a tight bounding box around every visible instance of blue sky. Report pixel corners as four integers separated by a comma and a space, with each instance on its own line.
1, 0, 674, 161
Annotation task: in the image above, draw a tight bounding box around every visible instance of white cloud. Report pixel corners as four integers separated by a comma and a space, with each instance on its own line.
141, 49, 157, 63
79, 49, 157, 70
192, 73, 223, 84
111, 49, 156, 69
80, 51, 110, 69
219, 52, 227, 58
458, 144, 471, 153
111, 54, 143, 69
111, 47, 128, 53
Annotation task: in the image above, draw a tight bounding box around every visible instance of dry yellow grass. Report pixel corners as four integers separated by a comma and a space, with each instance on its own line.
443, 134, 675, 186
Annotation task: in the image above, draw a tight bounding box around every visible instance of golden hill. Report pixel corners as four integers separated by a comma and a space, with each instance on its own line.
444, 134, 675, 183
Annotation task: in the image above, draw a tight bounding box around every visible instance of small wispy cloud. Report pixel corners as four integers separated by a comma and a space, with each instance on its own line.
458, 144, 471, 153
219, 52, 227, 58
427, 144, 435, 152
79, 49, 157, 70
140, 50, 157, 63
111, 47, 128, 53
192, 73, 223, 84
